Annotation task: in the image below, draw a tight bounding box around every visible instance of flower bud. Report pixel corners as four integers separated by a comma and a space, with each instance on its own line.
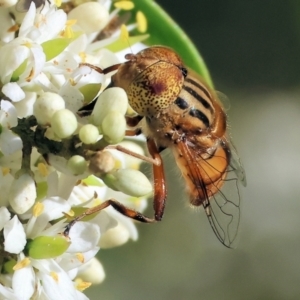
101, 111, 126, 144
68, 2, 109, 34
9, 173, 36, 214
34, 92, 65, 125
112, 169, 152, 197
99, 223, 130, 248
89, 151, 115, 176
67, 155, 87, 175
77, 258, 105, 285
0, 0, 18, 7
51, 109, 78, 139
79, 124, 99, 144
91, 88, 128, 126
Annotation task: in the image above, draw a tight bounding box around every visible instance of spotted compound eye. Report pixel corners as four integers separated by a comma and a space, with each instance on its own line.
111, 46, 186, 116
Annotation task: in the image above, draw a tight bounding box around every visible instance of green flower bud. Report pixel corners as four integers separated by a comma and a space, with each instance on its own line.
33, 92, 65, 125
67, 2, 109, 34
51, 109, 78, 139
79, 124, 99, 144
26, 236, 70, 259
101, 111, 126, 144
91, 88, 128, 126
111, 169, 153, 197
67, 155, 87, 175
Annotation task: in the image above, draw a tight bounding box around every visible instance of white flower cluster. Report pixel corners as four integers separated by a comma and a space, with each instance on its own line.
0, 0, 151, 298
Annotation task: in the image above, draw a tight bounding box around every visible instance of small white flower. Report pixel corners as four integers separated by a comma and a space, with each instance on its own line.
0, 100, 22, 155
0, 0, 152, 297
4, 215, 27, 254
2, 82, 26, 102
9, 172, 37, 214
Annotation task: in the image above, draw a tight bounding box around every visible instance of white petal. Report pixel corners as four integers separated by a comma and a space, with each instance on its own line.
90, 210, 117, 234
0, 284, 19, 300
29, 45, 46, 78
0, 129, 23, 156
36, 9, 67, 43
9, 173, 36, 214
4, 215, 26, 254
12, 257, 35, 299
14, 91, 36, 117
2, 82, 25, 102
58, 247, 99, 272
67, 222, 100, 253
18, 2, 36, 36
42, 196, 71, 220
0, 100, 18, 127
105, 206, 138, 241
35, 259, 78, 300
75, 291, 89, 300
0, 207, 11, 230
0, 44, 30, 83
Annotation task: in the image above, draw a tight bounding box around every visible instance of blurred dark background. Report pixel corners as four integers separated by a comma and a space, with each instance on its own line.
87, 1, 300, 299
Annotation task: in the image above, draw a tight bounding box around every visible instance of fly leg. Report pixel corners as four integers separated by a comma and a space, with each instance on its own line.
63, 134, 167, 236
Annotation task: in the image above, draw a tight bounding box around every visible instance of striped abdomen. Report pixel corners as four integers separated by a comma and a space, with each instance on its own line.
167, 70, 227, 142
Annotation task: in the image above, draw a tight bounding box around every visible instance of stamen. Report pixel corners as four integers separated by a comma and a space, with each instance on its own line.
114, 1, 134, 10
13, 258, 31, 270
33, 202, 44, 217
136, 11, 147, 33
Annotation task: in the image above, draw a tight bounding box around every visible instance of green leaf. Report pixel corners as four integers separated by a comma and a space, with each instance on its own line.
36, 181, 48, 201
11, 59, 27, 82
82, 175, 105, 187
41, 33, 82, 61
26, 236, 70, 259
130, 0, 213, 87
2, 259, 16, 274
79, 83, 102, 105
105, 34, 149, 52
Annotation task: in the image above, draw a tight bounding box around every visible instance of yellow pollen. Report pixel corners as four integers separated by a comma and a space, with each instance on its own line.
61, 20, 77, 38
114, 158, 122, 169
67, 209, 75, 217
120, 24, 129, 42
50, 271, 59, 282
13, 258, 31, 270
79, 52, 87, 63
69, 78, 77, 86
75, 278, 92, 292
22, 41, 32, 48
114, 1, 134, 10
66, 19, 77, 26
76, 253, 85, 263
33, 202, 44, 217
54, 0, 62, 7
37, 162, 48, 177
136, 11, 147, 33
2, 167, 10, 175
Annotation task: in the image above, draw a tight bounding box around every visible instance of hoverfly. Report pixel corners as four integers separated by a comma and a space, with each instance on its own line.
65, 46, 246, 248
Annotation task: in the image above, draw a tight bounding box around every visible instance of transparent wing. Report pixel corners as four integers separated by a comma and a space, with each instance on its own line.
176, 138, 245, 248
